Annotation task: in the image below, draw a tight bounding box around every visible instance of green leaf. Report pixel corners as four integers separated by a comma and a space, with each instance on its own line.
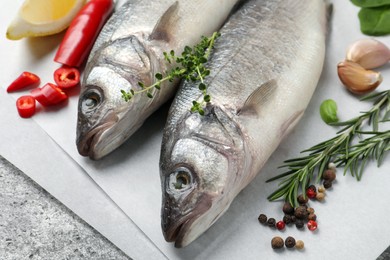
198, 83, 206, 91
204, 95, 211, 103
147, 92, 153, 98
358, 6, 390, 36
138, 82, 145, 88
320, 99, 339, 124
155, 73, 163, 80
351, 0, 390, 8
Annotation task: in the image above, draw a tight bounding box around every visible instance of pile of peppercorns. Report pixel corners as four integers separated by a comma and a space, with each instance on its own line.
259, 165, 337, 250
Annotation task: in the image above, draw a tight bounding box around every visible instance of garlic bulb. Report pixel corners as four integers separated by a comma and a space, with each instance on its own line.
346, 38, 390, 69
337, 61, 382, 95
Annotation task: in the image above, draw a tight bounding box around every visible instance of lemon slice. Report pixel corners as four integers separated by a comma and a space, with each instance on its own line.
6, 0, 86, 40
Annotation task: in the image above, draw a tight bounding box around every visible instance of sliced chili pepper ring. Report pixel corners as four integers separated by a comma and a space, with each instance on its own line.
54, 67, 80, 89
7, 71, 40, 93
16, 95, 36, 118
31, 83, 68, 106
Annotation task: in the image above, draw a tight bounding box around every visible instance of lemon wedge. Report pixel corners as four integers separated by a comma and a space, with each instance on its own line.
6, 0, 86, 40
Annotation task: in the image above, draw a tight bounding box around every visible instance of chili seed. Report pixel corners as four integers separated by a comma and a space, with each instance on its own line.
271, 236, 284, 249
258, 214, 267, 224
285, 236, 296, 248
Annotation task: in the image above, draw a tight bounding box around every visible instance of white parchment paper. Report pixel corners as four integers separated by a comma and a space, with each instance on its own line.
1, 0, 390, 259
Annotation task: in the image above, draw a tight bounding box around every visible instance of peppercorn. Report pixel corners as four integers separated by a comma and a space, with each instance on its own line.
308, 213, 317, 221
307, 207, 315, 214
307, 185, 316, 192
322, 169, 336, 181
295, 240, 305, 250
271, 236, 284, 249
267, 218, 276, 228
283, 202, 294, 214
307, 220, 318, 231
316, 192, 325, 201
306, 188, 317, 199
318, 185, 326, 193
295, 219, 305, 229
294, 206, 308, 219
297, 194, 308, 204
323, 180, 333, 189
285, 236, 296, 248
276, 221, 286, 230
283, 215, 293, 225
290, 215, 296, 223
258, 214, 267, 224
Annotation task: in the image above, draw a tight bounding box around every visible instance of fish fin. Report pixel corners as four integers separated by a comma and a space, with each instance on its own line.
149, 1, 179, 42
238, 79, 277, 116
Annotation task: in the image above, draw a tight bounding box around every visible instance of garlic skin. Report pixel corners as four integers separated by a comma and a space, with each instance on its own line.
346, 38, 390, 69
337, 61, 382, 95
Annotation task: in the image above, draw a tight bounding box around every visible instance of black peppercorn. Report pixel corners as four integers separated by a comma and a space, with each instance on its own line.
283, 202, 294, 215
290, 215, 296, 223
283, 215, 293, 225
322, 169, 336, 181
267, 218, 276, 228
297, 194, 308, 204
285, 236, 296, 248
294, 206, 308, 219
323, 180, 333, 189
295, 219, 304, 229
258, 214, 267, 224
271, 236, 284, 249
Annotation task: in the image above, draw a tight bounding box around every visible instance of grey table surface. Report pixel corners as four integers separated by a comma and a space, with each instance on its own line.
0, 156, 130, 260
1, 153, 389, 260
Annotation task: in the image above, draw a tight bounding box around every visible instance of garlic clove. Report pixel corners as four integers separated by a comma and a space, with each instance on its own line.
337, 60, 382, 95
346, 38, 390, 69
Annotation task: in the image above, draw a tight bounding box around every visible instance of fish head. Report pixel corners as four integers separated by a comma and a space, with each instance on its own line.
77, 36, 154, 160
160, 105, 246, 247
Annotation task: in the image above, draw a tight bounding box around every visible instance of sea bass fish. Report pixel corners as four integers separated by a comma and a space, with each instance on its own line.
160, 0, 330, 247
76, 0, 242, 160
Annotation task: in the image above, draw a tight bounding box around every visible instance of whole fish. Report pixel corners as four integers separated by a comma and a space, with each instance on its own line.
76, 0, 242, 160
160, 0, 330, 247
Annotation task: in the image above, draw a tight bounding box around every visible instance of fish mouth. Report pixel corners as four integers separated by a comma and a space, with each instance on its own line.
164, 215, 194, 247
77, 115, 118, 160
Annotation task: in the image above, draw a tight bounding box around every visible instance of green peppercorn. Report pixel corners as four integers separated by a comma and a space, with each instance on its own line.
297, 194, 308, 204
271, 236, 284, 249
285, 236, 296, 248
267, 218, 276, 228
283, 202, 294, 215
294, 206, 308, 219
296, 219, 305, 229
323, 169, 336, 181
323, 180, 333, 189
258, 214, 267, 224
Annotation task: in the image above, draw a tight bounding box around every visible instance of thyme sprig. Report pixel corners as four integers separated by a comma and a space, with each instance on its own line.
267, 90, 390, 207
121, 32, 221, 115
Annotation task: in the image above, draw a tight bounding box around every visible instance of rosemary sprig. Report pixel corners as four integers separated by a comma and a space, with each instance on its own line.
121, 32, 221, 115
267, 90, 390, 207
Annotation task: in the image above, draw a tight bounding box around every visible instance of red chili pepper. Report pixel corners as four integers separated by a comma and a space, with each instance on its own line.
31, 83, 68, 106
54, 0, 114, 67
54, 67, 80, 89
16, 95, 36, 118
7, 72, 40, 93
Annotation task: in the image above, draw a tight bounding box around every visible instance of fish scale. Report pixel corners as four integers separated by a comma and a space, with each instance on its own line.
160, 0, 329, 248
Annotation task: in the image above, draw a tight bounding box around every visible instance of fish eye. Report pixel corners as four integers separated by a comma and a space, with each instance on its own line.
168, 167, 193, 191
82, 89, 101, 111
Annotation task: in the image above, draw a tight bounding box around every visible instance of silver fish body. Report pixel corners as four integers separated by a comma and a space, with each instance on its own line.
76, 0, 242, 160
160, 0, 329, 247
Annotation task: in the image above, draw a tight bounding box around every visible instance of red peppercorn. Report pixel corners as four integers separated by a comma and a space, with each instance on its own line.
307, 220, 318, 231
306, 188, 317, 199
276, 221, 285, 230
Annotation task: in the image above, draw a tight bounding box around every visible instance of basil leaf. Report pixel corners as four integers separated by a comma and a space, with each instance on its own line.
351, 0, 390, 8
358, 6, 390, 36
